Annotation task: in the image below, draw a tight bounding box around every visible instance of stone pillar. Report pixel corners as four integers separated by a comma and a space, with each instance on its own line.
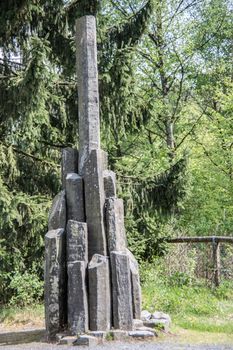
67, 220, 88, 263
76, 16, 100, 175
48, 190, 66, 231
61, 148, 79, 189
103, 171, 116, 198
126, 249, 142, 320
67, 261, 88, 335
106, 197, 127, 253
84, 149, 107, 260
66, 173, 85, 222
88, 255, 111, 331
66, 220, 88, 334
110, 251, 133, 330
45, 229, 66, 340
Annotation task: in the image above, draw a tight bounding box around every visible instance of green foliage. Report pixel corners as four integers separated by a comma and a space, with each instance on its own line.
8, 269, 44, 307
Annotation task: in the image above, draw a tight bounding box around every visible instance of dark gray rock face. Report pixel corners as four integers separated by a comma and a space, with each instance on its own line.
73, 335, 99, 346
88, 255, 111, 331
45, 15, 142, 341
128, 330, 155, 339
84, 149, 107, 260
110, 251, 133, 330
66, 221, 88, 335
103, 171, 116, 198
61, 148, 79, 189
66, 220, 88, 263
44, 229, 66, 340
126, 249, 142, 320
106, 197, 127, 253
48, 191, 66, 231
76, 16, 100, 175
66, 173, 85, 222
67, 261, 88, 335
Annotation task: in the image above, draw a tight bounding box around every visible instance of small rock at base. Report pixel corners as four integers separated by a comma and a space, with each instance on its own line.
73, 335, 99, 346
128, 330, 155, 338
88, 331, 106, 339
152, 311, 172, 324
143, 319, 170, 332
134, 326, 158, 336
141, 310, 151, 321
58, 336, 77, 345
56, 332, 70, 342
133, 319, 144, 328
108, 330, 129, 341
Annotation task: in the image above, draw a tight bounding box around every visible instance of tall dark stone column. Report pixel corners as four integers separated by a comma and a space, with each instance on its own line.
45, 14, 142, 342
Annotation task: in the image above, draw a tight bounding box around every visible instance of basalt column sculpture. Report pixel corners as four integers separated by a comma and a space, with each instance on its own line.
44, 15, 142, 341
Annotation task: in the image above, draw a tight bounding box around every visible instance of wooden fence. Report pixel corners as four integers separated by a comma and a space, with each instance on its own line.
165, 236, 233, 287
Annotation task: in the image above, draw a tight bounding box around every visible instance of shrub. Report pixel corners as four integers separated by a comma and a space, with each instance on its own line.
8, 269, 43, 307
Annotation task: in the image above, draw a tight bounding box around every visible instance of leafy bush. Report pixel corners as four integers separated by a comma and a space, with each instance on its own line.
8, 269, 44, 307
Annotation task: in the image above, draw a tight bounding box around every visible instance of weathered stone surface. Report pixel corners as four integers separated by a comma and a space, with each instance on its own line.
73, 335, 99, 346
128, 330, 155, 339
140, 311, 171, 332
152, 311, 172, 324
143, 319, 170, 332
126, 249, 142, 320
48, 190, 66, 231
58, 336, 77, 345
106, 198, 127, 254
131, 271, 142, 320
108, 330, 129, 341
76, 16, 100, 175
133, 319, 144, 328
45, 229, 66, 340
141, 310, 151, 321
84, 149, 107, 259
56, 332, 70, 342
67, 220, 88, 263
67, 261, 88, 335
61, 147, 79, 189
88, 331, 106, 339
103, 170, 116, 198
88, 255, 111, 331
110, 251, 133, 330
66, 173, 85, 222
134, 326, 157, 336
142, 311, 171, 332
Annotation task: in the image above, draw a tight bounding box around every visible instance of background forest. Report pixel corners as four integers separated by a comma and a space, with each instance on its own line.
0, 0, 232, 307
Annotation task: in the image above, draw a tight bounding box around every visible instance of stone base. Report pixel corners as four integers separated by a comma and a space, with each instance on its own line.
128, 330, 155, 339
56, 328, 157, 346
57, 334, 100, 346
108, 330, 129, 341
58, 336, 77, 345
73, 335, 100, 346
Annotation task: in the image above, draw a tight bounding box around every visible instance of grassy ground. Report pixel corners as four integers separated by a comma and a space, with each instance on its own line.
141, 262, 233, 344
0, 304, 44, 332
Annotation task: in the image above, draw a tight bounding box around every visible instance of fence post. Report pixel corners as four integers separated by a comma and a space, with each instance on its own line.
212, 240, 220, 287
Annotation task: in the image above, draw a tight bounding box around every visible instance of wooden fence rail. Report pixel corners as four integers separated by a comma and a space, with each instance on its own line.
164, 236, 233, 287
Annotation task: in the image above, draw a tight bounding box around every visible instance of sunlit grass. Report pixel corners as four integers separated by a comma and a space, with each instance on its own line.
141, 262, 233, 342
0, 304, 44, 330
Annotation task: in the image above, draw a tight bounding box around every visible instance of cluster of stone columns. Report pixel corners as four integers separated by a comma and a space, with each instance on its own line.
44, 15, 141, 341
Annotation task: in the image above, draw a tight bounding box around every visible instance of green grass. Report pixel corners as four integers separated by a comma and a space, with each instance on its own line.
141, 263, 233, 338
0, 304, 44, 330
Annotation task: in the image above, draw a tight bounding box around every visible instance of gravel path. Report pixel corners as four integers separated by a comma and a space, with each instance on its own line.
1, 342, 233, 350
